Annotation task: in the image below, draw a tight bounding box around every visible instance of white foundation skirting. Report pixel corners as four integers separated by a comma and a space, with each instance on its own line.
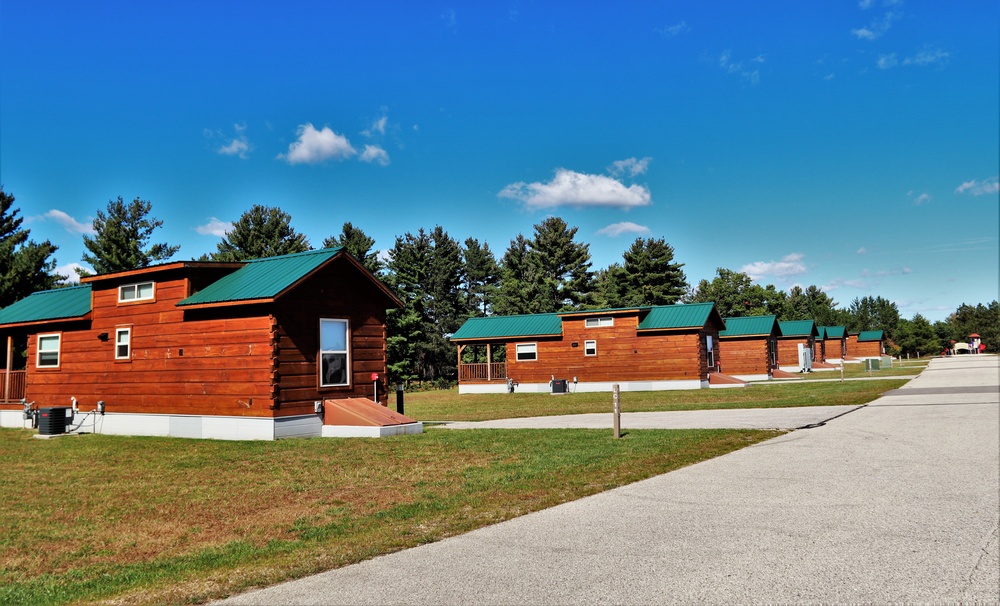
321, 422, 424, 438
459, 379, 706, 395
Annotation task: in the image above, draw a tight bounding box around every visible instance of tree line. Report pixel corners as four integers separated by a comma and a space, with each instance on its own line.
2, 186, 997, 381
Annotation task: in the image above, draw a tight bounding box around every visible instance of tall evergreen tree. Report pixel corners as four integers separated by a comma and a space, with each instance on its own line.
847, 295, 900, 341
0, 186, 63, 308
322, 222, 383, 274
528, 217, 594, 312
385, 230, 431, 382
620, 237, 687, 306
592, 263, 630, 309
896, 314, 943, 357
80, 196, 179, 274
687, 268, 785, 318
210, 204, 310, 261
461, 237, 499, 317
493, 234, 546, 316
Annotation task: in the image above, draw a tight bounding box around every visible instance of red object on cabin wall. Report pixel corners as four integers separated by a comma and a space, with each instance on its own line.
370, 373, 379, 381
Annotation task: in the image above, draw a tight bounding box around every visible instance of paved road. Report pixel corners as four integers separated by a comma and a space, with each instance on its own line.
218, 355, 999, 605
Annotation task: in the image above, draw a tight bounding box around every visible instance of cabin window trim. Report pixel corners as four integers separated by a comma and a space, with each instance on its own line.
37, 333, 61, 369
118, 281, 155, 303
115, 327, 132, 361
585, 317, 614, 328
319, 318, 351, 388
584, 340, 597, 356
706, 334, 716, 369
515, 343, 538, 362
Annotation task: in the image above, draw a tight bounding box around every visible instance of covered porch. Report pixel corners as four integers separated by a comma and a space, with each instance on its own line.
1, 335, 26, 405
456, 342, 508, 384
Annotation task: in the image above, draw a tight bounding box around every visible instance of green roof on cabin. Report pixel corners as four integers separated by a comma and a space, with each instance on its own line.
0, 285, 93, 327
450, 313, 562, 341
178, 247, 344, 307
778, 320, 818, 338
720, 315, 778, 337
858, 330, 884, 342
820, 325, 847, 339
637, 302, 721, 331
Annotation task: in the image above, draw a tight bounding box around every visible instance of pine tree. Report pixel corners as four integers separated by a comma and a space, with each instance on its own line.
461, 238, 499, 317
528, 217, 594, 312
493, 234, 546, 316
847, 296, 900, 341
621, 237, 687, 306
80, 196, 179, 274
210, 204, 310, 261
0, 187, 63, 308
593, 263, 629, 309
322, 222, 383, 274
688, 268, 784, 318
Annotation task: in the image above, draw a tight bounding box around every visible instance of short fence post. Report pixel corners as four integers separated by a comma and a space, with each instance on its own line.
612, 384, 621, 439
396, 382, 405, 415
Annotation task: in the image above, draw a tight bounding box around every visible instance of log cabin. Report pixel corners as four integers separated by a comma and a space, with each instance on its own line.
452, 302, 726, 393
0, 248, 416, 439
776, 320, 819, 372
717, 315, 779, 381
846, 330, 885, 359
819, 325, 848, 364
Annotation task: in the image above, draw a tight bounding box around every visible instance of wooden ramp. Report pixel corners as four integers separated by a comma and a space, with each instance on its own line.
708, 372, 749, 388
813, 361, 839, 369
771, 369, 803, 379
321, 398, 423, 438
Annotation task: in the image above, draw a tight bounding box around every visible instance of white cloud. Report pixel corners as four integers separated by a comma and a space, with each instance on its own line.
956, 177, 1000, 196
904, 47, 949, 67
877, 53, 898, 69
596, 222, 651, 237
43, 209, 95, 234
912, 192, 931, 205
858, 0, 874, 9
857, 247, 868, 255
360, 144, 390, 166
499, 169, 652, 210
608, 157, 652, 177
719, 51, 760, 85
279, 123, 356, 165
55, 263, 87, 282
217, 123, 251, 159
740, 253, 807, 280
363, 115, 388, 137
656, 21, 689, 37
196, 217, 233, 237
852, 10, 900, 40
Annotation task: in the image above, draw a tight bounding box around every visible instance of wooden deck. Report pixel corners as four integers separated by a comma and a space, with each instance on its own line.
459, 362, 507, 382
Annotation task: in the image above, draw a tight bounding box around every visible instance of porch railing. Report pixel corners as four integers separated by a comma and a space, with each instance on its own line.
459, 362, 507, 382
1, 370, 26, 402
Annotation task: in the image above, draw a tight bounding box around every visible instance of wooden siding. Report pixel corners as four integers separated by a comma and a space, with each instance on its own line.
718, 336, 774, 375
824, 337, 846, 359
777, 337, 813, 366
504, 315, 713, 384
846, 335, 882, 358
813, 339, 825, 363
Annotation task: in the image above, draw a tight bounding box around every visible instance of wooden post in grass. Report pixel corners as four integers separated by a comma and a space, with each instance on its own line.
612, 383, 621, 439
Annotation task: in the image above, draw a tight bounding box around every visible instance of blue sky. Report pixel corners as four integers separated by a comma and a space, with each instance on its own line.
1, 1, 997, 322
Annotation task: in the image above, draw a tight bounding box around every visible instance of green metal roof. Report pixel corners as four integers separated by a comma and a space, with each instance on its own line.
815, 326, 826, 339
0, 285, 92, 327
558, 306, 647, 316
451, 313, 562, 341
178, 247, 344, 307
820, 325, 846, 339
720, 315, 778, 337
778, 320, 818, 338
637, 302, 721, 331
858, 330, 884, 342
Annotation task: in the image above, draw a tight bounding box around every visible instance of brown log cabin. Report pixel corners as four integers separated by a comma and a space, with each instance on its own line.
846, 330, 885, 359
819, 325, 848, 363
717, 315, 780, 381
0, 248, 409, 439
776, 320, 820, 372
451, 302, 726, 393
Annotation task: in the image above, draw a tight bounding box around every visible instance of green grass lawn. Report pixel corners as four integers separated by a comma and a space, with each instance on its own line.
0, 426, 779, 606
403, 378, 910, 422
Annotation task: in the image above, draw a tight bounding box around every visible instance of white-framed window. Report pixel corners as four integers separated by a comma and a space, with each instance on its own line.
585, 317, 614, 328
584, 340, 597, 356
115, 327, 131, 360
37, 333, 61, 368
515, 343, 537, 361
320, 319, 350, 387
706, 335, 716, 369
119, 281, 154, 303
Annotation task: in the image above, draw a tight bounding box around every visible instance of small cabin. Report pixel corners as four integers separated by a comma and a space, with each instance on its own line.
0, 248, 412, 439
819, 326, 848, 363
776, 320, 819, 372
452, 303, 726, 393
717, 315, 780, 381
846, 330, 885, 359
812, 326, 826, 364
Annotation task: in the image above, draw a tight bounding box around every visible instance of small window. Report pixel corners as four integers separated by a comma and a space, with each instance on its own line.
584, 340, 597, 356
706, 335, 715, 369
515, 343, 537, 361
37, 333, 61, 368
115, 328, 131, 360
585, 317, 614, 328
320, 319, 350, 387
119, 281, 154, 303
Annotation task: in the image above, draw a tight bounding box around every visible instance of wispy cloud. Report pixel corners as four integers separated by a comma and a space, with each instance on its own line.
217, 123, 252, 159
877, 53, 898, 69
196, 217, 232, 237
279, 123, 356, 165
656, 21, 690, 37
596, 222, 651, 237
719, 51, 761, 85
879, 47, 950, 70
956, 176, 1000, 196
857, 247, 868, 255
499, 168, 652, 210
55, 263, 87, 282
362, 115, 388, 138
740, 253, 807, 280
822, 278, 870, 291
907, 191, 932, 205
608, 157, 652, 177
441, 8, 457, 30
43, 209, 95, 234
360, 144, 390, 166
852, 9, 900, 40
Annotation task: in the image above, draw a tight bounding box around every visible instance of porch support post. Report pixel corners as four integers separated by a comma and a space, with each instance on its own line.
486, 343, 492, 381
457, 344, 464, 380
4, 335, 11, 402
